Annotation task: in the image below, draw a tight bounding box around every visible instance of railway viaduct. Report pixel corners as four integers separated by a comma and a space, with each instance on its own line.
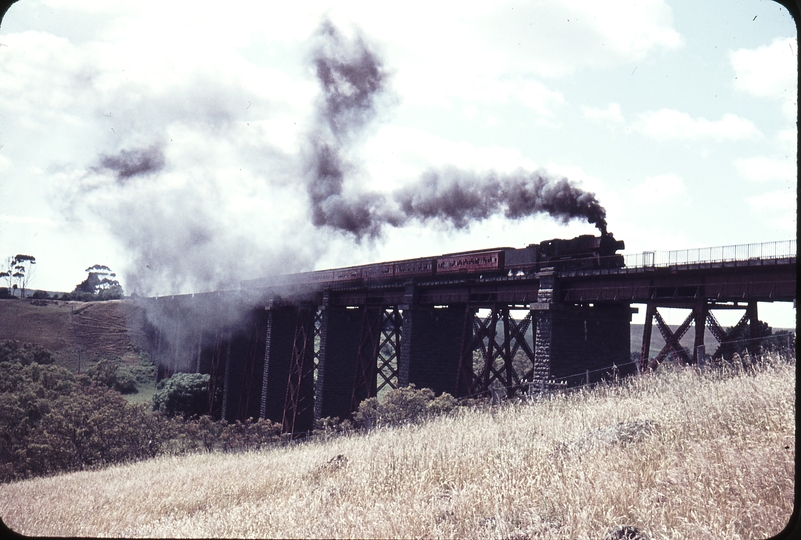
141, 239, 796, 434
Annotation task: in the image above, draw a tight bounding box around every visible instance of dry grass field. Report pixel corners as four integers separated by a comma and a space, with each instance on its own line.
0, 353, 794, 539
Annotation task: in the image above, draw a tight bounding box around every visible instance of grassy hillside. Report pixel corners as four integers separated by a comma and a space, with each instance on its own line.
0, 299, 148, 371
1, 354, 793, 539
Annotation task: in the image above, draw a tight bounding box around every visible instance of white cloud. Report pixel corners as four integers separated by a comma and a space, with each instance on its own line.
515, 80, 566, 116
582, 102, 624, 124
338, 0, 682, 109
775, 127, 797, 153
632, 109, 761, 141
734, 156, 795, 183
3, 1, 791, 296
1, 215, 59, 227
628, 173, 689, 205
561, 0, 683, 57
745, 190, 797, 235
730, 37, 797, 116
746, 190, 796, 212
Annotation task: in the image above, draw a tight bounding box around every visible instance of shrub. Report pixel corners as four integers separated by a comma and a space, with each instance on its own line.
0, 343, 286, 483
0, 347, 182, 483
0, 340, 54, 366
113, 366, 139, 394
353, 384, 456, 429
83, 354, 155, 393
130, 354, 157, 386
219, 418, 283, 452
87, 359, 133, 393
152, 373, 211, 418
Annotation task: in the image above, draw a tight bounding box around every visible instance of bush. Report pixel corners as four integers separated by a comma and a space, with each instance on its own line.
152, 373, 211, 418
59, 290, 123, 302
219, 418, 284, 452
353, 384, 457, 429
0, 343, 287, 483
0, 340, 54, 366
129, 355, 157, 386
113, 366, 139, 394
85, 359, 136, 394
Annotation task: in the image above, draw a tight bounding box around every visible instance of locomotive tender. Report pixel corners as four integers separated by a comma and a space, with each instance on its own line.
245, 233, 625, 291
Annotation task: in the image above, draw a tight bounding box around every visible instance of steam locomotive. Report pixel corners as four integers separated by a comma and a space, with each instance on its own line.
244, 233, 625, 290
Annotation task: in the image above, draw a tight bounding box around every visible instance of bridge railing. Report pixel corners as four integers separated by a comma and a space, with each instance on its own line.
621, 239, 796, 269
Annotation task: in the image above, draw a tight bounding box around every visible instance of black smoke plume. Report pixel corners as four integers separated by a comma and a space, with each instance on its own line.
313, 20, 388, 138
95, 144, 166, 183
304, 20, 608, 240
393, 167, 607, 233
304, 19, 393, 238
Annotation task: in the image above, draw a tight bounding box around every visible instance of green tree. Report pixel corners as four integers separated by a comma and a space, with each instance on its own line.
0, 254, 36, 298
720, 320, 791, 358
72, 264, 124, 300
0, 350, 77, 481
152, 373, 211, 418
85, 358, 138, 394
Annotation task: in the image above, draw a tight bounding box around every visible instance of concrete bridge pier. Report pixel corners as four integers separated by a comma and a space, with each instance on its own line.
533, 303, 632, 384
533, 268, 632, 387
400, 303, 466, 397
314, 304, 364, 422
220, 310, 268, 422
252, 305, 298, 424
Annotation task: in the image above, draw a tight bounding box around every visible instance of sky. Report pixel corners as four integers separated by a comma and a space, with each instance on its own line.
0, 0, 797, 327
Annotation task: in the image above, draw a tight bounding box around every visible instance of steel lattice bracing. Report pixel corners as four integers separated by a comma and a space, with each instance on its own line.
376, 308, 402, 394
640, 300, 766, 368
457, 306, 536, 398
350, 307, 384, 411
653, 310, 693, 364
282, 307, 316, 435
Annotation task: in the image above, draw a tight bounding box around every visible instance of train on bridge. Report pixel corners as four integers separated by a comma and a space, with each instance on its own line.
146, 234, 794, 433
245, 232, 626, 290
